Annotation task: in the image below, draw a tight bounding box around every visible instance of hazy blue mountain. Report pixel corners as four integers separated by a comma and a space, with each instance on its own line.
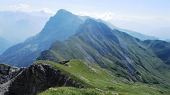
150, 27, 170, 40
166, 39, 170, 42
38, 18, 170, 84
119, 29, 159, 40
0, 36, 12, 55
0, 9, 83, 67
78, 16, 158, 41
0, 11, 164, 44
95, 19, 159, 40
110, 18, 170, 39
0, 11, 49, 44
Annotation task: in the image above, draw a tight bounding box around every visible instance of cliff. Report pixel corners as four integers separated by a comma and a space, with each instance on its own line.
0, 63, 84, 95
0, 64, 21, 84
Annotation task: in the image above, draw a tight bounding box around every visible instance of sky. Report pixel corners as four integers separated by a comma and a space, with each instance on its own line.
0, 0, 170, 39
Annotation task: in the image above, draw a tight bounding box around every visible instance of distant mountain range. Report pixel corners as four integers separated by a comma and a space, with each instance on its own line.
0, 11, 49, 54
0, 10, 159, 55
0, 9, 83, 67
111, 18, 170, 40
0, 11, 49, 43
166, 39, 170, 42
0, 36, 12, 54
150, 27, 170, 40
79, 16, 159, 41
119, 29, 159, 40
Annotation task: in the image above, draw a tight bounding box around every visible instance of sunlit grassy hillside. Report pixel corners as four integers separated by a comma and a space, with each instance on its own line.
37, 59, 169, 95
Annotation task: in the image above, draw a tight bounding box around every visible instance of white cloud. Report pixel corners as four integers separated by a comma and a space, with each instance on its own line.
75, 11, 123, 21
9, 4, 30, 12
8, 4, 55, 16
39, 8, 55, 14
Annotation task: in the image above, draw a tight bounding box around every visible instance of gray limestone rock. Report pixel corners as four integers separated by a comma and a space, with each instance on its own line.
0, 63, 84, 95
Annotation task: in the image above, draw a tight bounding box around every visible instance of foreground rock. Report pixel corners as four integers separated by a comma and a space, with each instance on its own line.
0, 64, 21, 84
0, 63, 84, 95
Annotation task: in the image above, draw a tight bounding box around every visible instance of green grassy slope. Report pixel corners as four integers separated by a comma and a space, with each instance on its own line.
112, 30, 170, 84
143, 40, 170, 65
38, 59, 169, 95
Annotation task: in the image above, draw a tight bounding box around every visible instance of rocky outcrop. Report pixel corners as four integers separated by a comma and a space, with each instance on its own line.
58, 60, 70, 66
0, 64, 21, 84
0, 63, 84, 95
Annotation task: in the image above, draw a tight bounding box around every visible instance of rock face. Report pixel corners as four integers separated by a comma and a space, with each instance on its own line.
0, 64, 21, 84
0, 63, 84, 95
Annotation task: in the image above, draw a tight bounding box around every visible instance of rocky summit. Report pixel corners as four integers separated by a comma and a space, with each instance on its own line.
0, 63, 84, 95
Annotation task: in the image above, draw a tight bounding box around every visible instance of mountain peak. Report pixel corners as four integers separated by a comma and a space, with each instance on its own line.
57, 9, 68, 12
75, 18, 112, 37
54, 9, 72, 17
0, 9, 83, 67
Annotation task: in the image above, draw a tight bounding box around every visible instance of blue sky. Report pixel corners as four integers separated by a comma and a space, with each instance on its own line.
1, 0, 170, 39
1, 0, 169, 19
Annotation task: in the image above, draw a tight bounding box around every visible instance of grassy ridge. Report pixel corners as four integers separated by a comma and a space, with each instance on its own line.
36, 59, 116, 88
113, 30, 170, 84
38, 21, 170, 85
37, 59, 167, 95
39, 87, 117, 95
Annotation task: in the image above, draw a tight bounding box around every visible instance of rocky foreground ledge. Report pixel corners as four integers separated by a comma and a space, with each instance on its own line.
0, 63, 84, 95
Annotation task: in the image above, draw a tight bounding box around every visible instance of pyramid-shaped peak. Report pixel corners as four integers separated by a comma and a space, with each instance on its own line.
57, 9, 68, 12
55, 9, 73, 16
